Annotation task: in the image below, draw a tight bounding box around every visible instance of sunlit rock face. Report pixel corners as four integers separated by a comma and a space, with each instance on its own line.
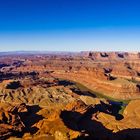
0, 103, 27, 139
0, 52, 140, 139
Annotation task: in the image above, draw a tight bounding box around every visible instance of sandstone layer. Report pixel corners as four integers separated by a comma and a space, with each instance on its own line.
0, 52, 140, 139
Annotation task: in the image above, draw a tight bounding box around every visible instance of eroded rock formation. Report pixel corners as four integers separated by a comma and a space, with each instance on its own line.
0, 52, 140, 139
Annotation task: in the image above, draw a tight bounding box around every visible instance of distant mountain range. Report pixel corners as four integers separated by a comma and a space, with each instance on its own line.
0, 51, 139, 57
0, 51, 79, 56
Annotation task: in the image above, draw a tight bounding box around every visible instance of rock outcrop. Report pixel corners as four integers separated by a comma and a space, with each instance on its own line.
0, 103, 27, 139
0, 52, 140, 139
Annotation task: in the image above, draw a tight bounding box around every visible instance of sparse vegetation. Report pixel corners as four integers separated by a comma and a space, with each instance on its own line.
1, 52, 140, 139
58, 79, 130, 115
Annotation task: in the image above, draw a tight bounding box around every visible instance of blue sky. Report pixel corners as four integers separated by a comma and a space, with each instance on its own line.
0, 0, 140, 52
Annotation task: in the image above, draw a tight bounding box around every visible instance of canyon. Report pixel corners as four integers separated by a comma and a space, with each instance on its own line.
0, 51, 140, 140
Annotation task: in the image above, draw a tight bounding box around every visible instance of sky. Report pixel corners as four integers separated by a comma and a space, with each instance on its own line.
0, 0, 140, 52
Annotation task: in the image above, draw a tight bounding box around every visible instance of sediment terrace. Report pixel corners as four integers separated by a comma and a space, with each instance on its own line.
10, 51, 140, 100
0, 51, 140, 139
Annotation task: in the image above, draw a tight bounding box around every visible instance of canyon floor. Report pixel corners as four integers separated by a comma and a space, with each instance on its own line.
0, 51, 140, 140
